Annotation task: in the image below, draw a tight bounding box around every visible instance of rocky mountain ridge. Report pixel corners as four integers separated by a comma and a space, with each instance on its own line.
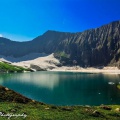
0, 21, 120, 67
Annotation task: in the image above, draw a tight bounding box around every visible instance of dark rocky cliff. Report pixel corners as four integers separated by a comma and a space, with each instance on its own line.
0, 21, 120, 67
55, 21, 120, 67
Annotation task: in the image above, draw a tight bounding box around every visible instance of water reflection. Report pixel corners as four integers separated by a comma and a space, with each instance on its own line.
0, 72, 120, 105
0, 72, 60, 90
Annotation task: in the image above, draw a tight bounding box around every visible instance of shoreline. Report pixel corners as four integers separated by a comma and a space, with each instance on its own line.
50, 66, 120, 74
1, 54, 119, 75
0, 85, 120, 120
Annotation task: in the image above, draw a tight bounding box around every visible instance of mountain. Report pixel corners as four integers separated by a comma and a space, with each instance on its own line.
0, 21, 120, 67
0, 31, 73, 57
54, 21, 120, 67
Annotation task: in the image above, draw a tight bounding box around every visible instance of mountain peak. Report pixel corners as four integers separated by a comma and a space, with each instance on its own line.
43, 30, 60, 35
0, 20, 120, 67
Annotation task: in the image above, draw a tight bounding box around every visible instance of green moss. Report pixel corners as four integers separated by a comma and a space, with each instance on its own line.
55, 51, 70, 59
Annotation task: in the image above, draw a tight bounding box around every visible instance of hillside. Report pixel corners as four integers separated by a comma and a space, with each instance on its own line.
0, 85, 120, 120
0, 61, 31, 73
0, 21, 120, 67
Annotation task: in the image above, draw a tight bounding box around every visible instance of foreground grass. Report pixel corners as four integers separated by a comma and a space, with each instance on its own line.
0, 86, 120, 120
0, 102, 120, 120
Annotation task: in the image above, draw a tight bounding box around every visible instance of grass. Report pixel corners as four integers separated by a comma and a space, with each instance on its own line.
0, 62, 31, 73
0, 86, 120, 120
0, 102, 120, 120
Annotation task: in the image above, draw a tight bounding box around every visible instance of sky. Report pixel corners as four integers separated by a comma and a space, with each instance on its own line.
0, 0, 120, 41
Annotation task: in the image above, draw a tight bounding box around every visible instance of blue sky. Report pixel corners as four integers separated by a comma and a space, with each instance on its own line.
0, 0, 120, 41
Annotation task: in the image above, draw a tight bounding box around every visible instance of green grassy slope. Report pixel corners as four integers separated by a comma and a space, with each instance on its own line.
0, 62, 31, 73
0, 86, 120, 120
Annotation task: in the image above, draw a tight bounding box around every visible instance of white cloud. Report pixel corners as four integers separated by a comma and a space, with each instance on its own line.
0, 34, 3, 37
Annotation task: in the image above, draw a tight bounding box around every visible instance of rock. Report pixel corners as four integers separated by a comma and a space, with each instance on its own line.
30, 64, 46, 71
108, 82, 115, 85
100, 105, 112, 110
51, 106, 57, 109
45, 107, 50, 110
85, 108, 93, 112
115, 108, 120, 112
92, 110, 101, 117
61, 107, 73, 111
32, 100, 35, 102
94, 110, 100, 114
85, 108, 89, 112
85, 105, 91, 108
5, 87, 9, 91
10, 109, 17, 112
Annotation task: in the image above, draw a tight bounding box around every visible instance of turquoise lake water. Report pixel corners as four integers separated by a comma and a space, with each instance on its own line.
0, 71, 120, 106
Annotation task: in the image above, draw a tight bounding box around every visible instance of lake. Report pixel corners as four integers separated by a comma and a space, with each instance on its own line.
0, 71, 120, 106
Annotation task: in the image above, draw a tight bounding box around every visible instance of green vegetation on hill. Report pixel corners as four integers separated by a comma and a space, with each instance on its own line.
0, 86, 120, 120
0, 62, 31, 73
